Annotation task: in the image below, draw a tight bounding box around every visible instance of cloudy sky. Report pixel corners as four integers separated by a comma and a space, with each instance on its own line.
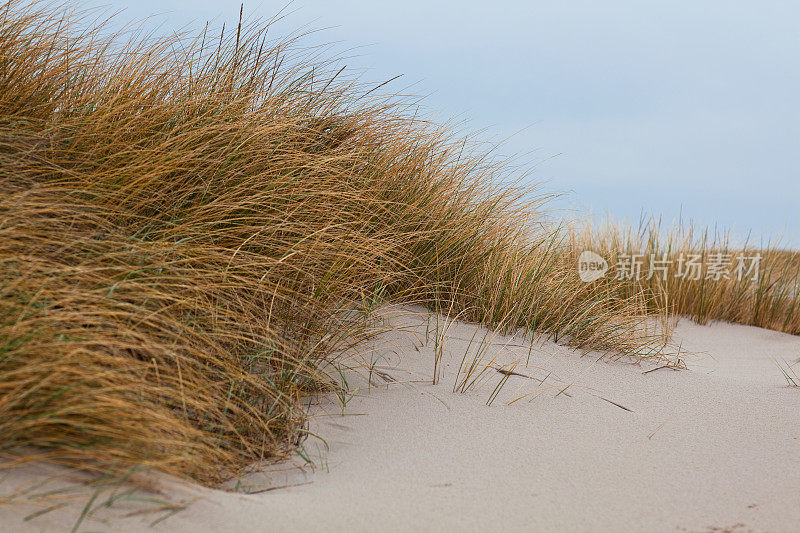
103, 0, 799, 246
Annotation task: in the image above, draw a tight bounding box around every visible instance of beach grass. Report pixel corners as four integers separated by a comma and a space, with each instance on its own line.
0, 1, 668, 485
571, 218, 800, 335
1, 0, 797, 490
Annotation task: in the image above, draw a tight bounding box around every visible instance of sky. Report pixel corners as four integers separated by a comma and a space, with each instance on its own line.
101, 0, 799, 246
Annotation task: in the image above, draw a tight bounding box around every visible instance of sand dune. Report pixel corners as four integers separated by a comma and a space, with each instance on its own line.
2, 307, 799, 532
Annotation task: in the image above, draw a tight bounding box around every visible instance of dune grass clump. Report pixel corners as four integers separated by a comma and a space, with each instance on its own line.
571, 219, 800, 334
0, 1, 667, 484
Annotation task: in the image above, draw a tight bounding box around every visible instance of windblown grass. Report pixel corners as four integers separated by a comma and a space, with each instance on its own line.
0, 1, 665, 484
571, 218, 800, 334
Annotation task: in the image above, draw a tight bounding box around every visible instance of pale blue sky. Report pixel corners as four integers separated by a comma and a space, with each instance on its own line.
102, 1, 799, 245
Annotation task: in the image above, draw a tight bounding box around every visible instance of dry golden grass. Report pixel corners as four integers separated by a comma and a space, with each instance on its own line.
571, 218, 800, 334
0, 1, 667, 484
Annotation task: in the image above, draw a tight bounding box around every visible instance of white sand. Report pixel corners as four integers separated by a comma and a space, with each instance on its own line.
2, 307, 799, 532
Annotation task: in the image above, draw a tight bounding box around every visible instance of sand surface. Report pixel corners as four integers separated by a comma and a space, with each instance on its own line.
2, 307, 799, 532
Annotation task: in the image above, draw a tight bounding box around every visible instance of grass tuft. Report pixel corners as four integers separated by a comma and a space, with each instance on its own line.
571, 217, 800, 334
